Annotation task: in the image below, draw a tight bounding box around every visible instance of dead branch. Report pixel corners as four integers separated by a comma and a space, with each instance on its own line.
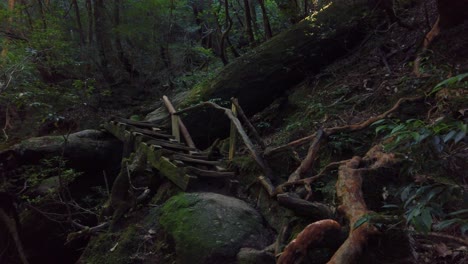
258, 175, 275, 197
277, 193, 333, 219
231, 98, 266, 149
265, 96, 423, 155
287, 129, 325, 182
162, 95, 196, 149
175, 101, 274, 179
275, 161, 345, 196
66, 222, 109, 243
277, 219, 341, 264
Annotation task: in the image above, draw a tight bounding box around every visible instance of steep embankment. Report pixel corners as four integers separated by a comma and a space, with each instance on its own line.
146, 1, 375, 148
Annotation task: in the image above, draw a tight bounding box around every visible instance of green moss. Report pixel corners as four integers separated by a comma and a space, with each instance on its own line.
81, 227, 140, 264
21, 136, 64, 148
159, 193, 266, 264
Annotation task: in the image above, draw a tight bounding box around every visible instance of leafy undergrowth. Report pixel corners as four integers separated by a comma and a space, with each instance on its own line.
245, 2, 467, 263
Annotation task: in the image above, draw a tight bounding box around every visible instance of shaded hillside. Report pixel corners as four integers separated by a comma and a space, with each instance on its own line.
0, 1, 467, 264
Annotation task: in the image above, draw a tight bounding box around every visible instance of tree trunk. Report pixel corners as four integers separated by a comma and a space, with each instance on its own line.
1, 0, 16, 59
72, 0, 85, 46
258, 0, 272, 39
36, 0, 47, 29
86, 0, 93, 44
113, 0, 138, 77
242, 0, 255, 45
94, 0, 115, 83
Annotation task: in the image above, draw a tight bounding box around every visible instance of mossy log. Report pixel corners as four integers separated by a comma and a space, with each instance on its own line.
146, 1, 373, 147
0, 130, 122, 173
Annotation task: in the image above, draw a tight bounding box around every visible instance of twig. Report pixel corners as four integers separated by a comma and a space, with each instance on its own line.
265, 96, 423, 155
103, 170, 110, 197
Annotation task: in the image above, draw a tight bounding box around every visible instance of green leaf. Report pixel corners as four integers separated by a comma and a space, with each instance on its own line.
371, 119, 386, 126
390, 124, 405, 135
461, 223, 468, 234
375, 125, 388, 134
421, 208, 433, 231
382, 204, 399, 209
447, 209, 468, 217
353, 215, 370, 230
434, 218, 460, 231
454, 130, 466, 144
443, 130, 457, 143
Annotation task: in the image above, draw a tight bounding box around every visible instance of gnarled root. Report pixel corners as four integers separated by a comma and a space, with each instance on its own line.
277, 219, 341, 264
327, 157, 379, 264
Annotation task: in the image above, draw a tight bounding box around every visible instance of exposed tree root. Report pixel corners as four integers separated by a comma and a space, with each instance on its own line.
287, 129, 325, 182
328, 145, 399, 264
327, 156, 379, 264
277, 219, 341, 264
265, 96, 423, 155
275, 161, 345, 197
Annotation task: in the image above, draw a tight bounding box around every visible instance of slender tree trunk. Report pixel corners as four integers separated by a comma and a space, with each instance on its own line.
19, 0, 33, 30
249, 0, 260, 38
113, 0, 138, 77
94, 0, 115, 83
242, 0, 255, 45
258, 0, 272, 39
230, 1, 244, 28
72, 0, 85, 46
1, 0, 16, 59
86, 0, 93, 45
36, 0, 47, 29
219, 0, 233, 65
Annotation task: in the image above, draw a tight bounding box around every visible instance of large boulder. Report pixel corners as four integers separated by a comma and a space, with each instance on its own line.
159, 192, 272, 264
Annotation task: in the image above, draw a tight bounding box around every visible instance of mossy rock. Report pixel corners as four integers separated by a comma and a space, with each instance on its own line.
159, 192, 272, 264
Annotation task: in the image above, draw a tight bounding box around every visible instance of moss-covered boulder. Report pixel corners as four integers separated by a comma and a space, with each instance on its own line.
159, 192, 272, 264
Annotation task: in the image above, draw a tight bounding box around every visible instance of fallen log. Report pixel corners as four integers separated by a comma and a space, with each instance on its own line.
0, 130, 122, 173
146, 1, 374, 148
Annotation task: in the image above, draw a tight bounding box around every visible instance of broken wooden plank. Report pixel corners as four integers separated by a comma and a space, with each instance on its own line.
186, 166, 235, 178
172, 155, 221, 166
141, 143, 195, 190
112, 117, 161, 129
118, 124, 173, 139
147, 140, 196, 152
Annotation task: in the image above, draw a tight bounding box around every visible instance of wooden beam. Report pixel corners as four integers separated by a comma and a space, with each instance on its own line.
229, 101, 237, 160
231, 98, 266, 149
162, 95, 196, 149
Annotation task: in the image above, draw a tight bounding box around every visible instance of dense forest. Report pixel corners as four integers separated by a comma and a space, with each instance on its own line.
1, 0, 467, 264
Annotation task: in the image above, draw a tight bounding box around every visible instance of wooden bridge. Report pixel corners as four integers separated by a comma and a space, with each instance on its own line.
101, 99, 239, 192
